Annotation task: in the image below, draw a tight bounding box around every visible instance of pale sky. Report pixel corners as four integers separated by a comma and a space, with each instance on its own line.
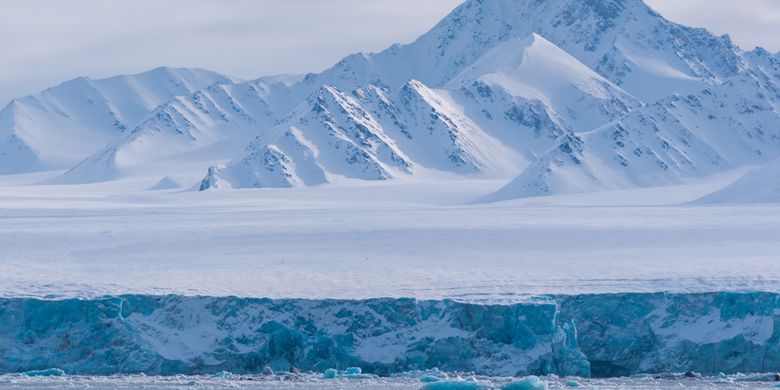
1, 0, 779, 107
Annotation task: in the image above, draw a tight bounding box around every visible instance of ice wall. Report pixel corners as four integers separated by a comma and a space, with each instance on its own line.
559, 292, 780, 377
0, 293, 777, 377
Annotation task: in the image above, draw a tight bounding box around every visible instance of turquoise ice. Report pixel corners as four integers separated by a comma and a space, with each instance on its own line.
0, 292, 778, 377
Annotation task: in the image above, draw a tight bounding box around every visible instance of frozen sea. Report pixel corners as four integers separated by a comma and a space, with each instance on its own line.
2, 374, 780, 389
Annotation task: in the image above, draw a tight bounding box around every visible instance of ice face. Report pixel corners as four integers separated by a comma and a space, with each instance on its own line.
0, 292, 778, 377
557, 292, 780, 377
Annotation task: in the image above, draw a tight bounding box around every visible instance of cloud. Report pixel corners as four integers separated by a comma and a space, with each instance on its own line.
646, 0, 780, 50
0, 0, 463, 105
0, 0, 778, 106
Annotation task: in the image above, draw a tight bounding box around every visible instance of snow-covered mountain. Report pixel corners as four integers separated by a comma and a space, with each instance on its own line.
4, 0, 780, 202
488, 54, 780, 200
54, 76, 297, 183
307, 0, 738, 100
198, 79, 519, 190
196, 0, 780, 196
199, 84, 415, 189
200, 33, 638, 190
0, 67, 232, 174
447, 34, 638, 133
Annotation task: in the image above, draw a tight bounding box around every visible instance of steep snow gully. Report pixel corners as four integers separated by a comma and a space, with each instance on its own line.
2, 292, 779, 377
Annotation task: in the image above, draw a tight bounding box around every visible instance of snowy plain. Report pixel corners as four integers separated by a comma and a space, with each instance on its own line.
2, 168, 778, 301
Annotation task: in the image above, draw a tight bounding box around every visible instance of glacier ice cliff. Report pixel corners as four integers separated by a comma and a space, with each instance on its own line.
0, 293, 778, 377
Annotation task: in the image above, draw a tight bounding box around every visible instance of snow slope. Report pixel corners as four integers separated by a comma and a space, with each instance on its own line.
199, 79, 525, 190
489, 70, 780, 200
200, 34, 638, 190
53, 77, 296, 184
447, 34, 638, 133
199, 85, 415, 189
697, 158, 780, 203
0, 67, 232, 174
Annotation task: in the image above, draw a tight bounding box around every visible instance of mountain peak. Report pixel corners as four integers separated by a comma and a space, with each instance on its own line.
351, 0, 741, 102
464, 0, 637, 19
427, 0, 649, 54
448, 32, 638, 132
448, 33, 606, 89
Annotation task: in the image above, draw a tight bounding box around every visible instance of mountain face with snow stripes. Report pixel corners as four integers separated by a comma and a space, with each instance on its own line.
4, 0, 780, 200
0, 67, 232, 174
200, 33, 638, 190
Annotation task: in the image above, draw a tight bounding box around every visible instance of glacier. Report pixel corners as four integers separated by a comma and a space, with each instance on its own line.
1, 292, 778, 377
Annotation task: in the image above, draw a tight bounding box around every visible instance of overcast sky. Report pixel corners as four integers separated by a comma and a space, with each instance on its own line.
1, 0, 779, 107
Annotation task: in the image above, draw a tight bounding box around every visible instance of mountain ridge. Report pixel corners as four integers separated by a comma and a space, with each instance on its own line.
0, 67, 233, 174
4, 0, 780, 202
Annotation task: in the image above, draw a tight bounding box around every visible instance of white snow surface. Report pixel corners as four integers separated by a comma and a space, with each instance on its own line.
1, 169, 779, 301
697, 158, 780, 204
447, 33, 638, 133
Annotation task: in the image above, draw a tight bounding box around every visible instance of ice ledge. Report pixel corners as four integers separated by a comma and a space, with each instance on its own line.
0, 292, 778, 377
